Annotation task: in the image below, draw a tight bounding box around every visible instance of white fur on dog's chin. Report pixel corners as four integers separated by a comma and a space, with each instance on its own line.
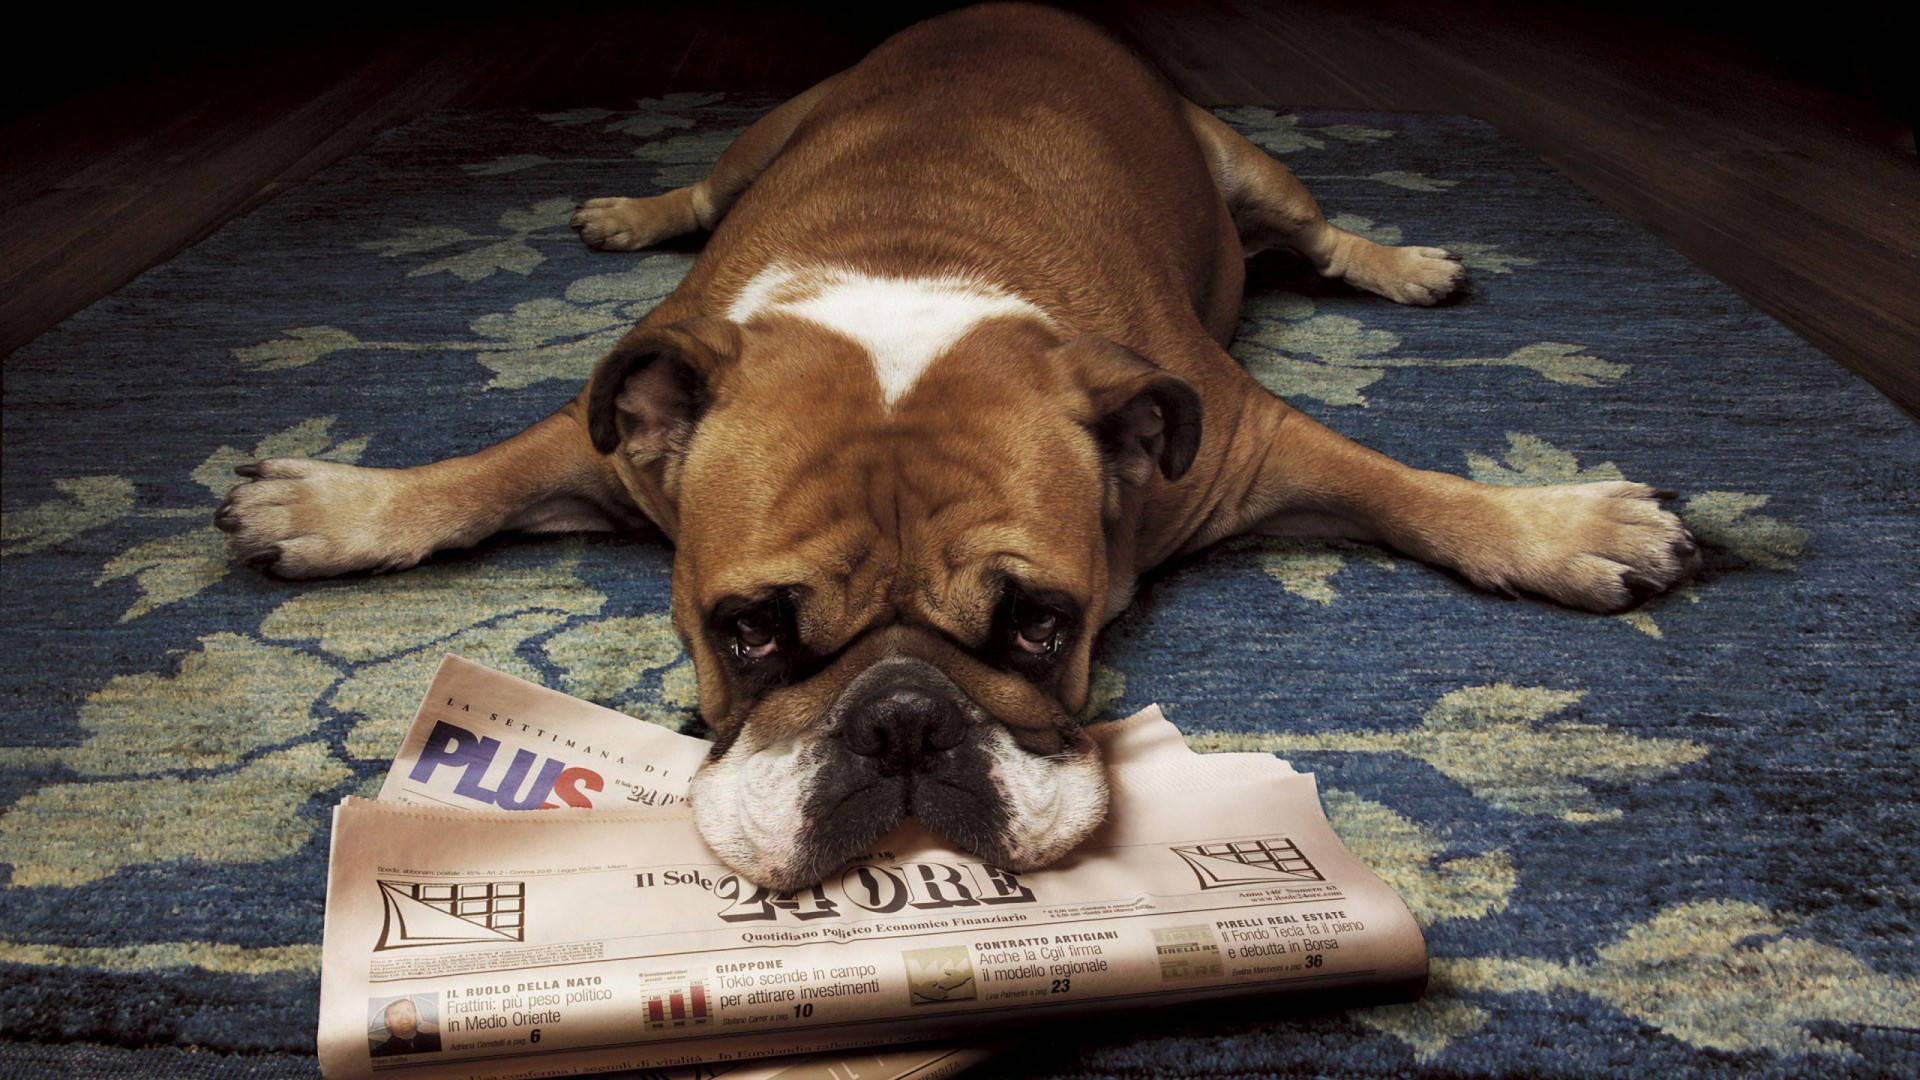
980, 725, 1109, 871
689, 734, 823, 890
727, 264, 1052, 407
689, 722, 1109, 890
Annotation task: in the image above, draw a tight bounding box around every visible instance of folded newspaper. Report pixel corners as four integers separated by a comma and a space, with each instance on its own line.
318, 656, 1426, 1078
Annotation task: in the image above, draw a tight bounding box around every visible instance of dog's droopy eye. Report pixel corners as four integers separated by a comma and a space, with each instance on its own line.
1014, 609, 1059, 655
714, 593, 795, 668
729, 606, 784, 661
710, 591, 818, 697
993, 587, 1075, 677
733, 610, 779, 659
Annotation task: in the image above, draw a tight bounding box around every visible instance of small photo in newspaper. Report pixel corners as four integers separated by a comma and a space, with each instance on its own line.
366, 994, 444, 1058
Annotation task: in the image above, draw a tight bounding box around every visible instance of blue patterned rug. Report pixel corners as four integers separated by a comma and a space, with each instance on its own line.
3, 95, 1917, 1078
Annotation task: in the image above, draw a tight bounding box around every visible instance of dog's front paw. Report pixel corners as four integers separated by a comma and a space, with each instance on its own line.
1466, 482, 1699, 613
571, 197, 671, 252
1345, 244, 1466, 306
215, 459, 422, 579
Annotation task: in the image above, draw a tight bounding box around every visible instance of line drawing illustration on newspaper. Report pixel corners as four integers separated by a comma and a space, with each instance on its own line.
1171, 837, 1325, 889
375, 880, 527, 950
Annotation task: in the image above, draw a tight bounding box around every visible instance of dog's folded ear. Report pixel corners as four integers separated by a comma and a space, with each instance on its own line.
586, 317, 743, 459
1056, 334, 1202, 484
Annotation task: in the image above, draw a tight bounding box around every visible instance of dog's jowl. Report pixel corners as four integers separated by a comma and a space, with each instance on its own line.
217, 3, 1698, 889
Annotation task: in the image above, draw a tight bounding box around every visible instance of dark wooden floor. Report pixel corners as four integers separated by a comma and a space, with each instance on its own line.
3, 1, 1916, 418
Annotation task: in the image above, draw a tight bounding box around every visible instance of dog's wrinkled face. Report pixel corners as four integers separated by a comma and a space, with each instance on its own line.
587, 305, 1199, 890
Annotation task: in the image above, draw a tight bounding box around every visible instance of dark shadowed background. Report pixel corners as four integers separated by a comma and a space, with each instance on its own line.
2, 0, 1916, 416
2, 4, 1916, 1078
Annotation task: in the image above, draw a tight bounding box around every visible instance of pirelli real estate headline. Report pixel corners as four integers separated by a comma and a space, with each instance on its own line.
316, 656, 1427, 1080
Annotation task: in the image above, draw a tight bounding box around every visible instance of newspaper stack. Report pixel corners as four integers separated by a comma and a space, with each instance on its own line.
317, 657, 1427, 1079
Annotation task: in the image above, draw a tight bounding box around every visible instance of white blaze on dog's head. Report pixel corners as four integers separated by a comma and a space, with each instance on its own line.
726, 264, 1053, 408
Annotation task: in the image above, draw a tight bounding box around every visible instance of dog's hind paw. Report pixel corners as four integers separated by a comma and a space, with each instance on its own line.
571, 196, 682, 252
215, 459, 425, 579
1341, 243, 1467, 306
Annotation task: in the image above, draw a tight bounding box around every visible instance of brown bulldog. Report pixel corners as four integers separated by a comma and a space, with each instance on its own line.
217, 3, 1697, 889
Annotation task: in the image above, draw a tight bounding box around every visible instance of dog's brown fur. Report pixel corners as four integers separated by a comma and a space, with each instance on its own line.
218, 4, 1696, 883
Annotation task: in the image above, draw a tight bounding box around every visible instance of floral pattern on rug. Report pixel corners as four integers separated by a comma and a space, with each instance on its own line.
3, 94, 1917, 1077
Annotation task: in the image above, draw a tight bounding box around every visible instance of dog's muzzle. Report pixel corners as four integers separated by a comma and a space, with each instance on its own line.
689, 658, 1109, 891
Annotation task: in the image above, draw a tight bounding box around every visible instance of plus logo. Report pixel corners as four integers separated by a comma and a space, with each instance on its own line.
407, 720, 606, 810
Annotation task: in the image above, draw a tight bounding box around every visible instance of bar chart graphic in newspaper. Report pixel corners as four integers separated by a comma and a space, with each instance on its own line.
637, 971, 711, 1030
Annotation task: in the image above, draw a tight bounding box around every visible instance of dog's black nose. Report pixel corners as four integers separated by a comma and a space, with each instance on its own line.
843, 684, 968, 776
